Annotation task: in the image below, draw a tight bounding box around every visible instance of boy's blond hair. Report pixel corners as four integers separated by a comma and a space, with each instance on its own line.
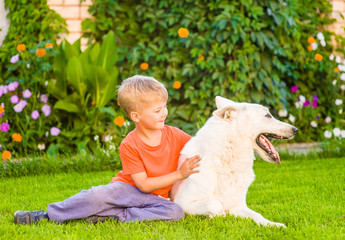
117, 75, 168, 117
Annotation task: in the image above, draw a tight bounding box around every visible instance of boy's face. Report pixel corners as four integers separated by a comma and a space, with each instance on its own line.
131, 97, 168, 131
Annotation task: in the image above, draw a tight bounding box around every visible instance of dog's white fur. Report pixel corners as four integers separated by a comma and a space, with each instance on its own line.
170, 96, 297, 227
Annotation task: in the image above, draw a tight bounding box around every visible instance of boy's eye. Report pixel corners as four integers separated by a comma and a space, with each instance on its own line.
265, 113, 272, 118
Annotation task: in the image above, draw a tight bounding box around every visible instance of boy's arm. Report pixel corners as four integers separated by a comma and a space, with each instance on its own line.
131, 155, 200, 193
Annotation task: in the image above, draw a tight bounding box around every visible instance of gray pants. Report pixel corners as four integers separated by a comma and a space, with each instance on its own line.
47, 181, 184, 223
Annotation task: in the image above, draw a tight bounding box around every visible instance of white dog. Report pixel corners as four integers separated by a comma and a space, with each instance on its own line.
170, 96, 297, 227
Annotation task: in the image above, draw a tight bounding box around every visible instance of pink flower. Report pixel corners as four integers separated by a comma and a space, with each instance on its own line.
291, 85, 298, 93
31, 110, 39, 120
303, 99, 310, 107
312, 100, 318, 108
40, 94, 48, 103
8, 81, 19, 91
13, 100, 27, 113
10, 95, 19, 104
0, 122, 10, 132
42, 104, 51, 117
10, 54, 19, 64
50, 127, 60, 136
22, 89, 32, 98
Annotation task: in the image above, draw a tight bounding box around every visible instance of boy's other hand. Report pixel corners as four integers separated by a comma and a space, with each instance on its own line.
178, 155, 201, 179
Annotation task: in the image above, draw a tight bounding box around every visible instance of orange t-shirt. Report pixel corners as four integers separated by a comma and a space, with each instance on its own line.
111, 125, 192, 198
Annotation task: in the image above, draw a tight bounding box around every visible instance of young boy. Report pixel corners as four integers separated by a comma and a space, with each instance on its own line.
14, 75, 200, 224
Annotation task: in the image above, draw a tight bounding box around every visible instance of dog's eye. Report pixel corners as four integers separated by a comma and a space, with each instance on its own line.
265, 113, 272, 118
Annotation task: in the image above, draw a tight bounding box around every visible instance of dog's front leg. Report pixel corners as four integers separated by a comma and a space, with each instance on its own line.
229, 205, 286, 227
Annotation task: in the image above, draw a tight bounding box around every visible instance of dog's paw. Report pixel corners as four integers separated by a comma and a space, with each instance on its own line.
266, 221, 286, 228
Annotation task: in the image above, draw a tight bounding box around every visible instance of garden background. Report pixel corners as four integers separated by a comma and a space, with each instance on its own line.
0, 1, 344, 239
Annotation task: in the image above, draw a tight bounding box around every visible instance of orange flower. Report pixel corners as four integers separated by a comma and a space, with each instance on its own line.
17, 44, 26, 51
36, 48, 47, 57
173, 81, 182, 89
91, 100, 96, 105
114, 116, 125, 126
307, 37, 316, 44
334, 67, 339, 73
12, 133, 22, 142
198, 54, 204, 60
140, 63, 149, 70
117, 101, 120, 106
45, 43, 53, 48
0, 106, 4, 114
178, 28, 189, 38
2, 151, 11, 160
307, 45, 313, 51
314, 53, 323, 61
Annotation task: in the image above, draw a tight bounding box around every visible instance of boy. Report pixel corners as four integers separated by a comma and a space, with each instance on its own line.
14, 75, 200, 224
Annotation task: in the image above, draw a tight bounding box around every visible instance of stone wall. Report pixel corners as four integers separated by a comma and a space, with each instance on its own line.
330, 0, 345, 36
47, 0, 93, 50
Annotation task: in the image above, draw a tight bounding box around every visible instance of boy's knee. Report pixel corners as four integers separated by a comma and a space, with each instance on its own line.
169, 203, 185, 220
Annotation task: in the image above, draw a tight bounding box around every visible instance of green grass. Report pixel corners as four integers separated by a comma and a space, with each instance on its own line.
0, 157, 344, 239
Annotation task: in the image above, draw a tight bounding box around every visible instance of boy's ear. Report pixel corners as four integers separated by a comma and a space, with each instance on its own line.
212, 106, 237, 120
130, 111, 140, 122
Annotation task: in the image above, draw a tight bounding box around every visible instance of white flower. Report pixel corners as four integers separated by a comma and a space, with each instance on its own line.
341, 73, 345, 81
124, 121, 131, 127
329, 54, 335, 61
339, 64, 345, 71
333, 128, 341, 137
341, 85, 345, 90
310, 121, 317, 127
110, 136, 113, 141
311, 42, 318, 50
335, 99, 343, 105
298, 95, 306, 103
341, 130, 345, 138
336, 56, 341, 63
317, 32, 324, 40
333, 80, 337, 86
278, 109, 288, 117
104, 135, 110, 142
320, 40, 326, 47
45, 81, 48, 86
288, 114, 295, 123
295, 102, 303, 109
340, 109, 343, 114
324, 130, 332, 138
37, 143, 45, 150
109, 145, 116, 150
94, 135, 99, 141
325, 116, 332, 123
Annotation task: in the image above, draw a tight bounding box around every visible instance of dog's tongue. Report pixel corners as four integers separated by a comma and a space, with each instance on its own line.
260, 135, 281, 164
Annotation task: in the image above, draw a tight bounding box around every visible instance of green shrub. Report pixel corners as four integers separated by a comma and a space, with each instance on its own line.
82, 0, 345, 140
48, 32, 132, 153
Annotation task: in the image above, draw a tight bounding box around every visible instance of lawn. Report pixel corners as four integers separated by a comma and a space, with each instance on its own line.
0, 157, 344, 240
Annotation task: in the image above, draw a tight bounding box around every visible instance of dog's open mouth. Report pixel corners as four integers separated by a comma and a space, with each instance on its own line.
256, 134, 288, 164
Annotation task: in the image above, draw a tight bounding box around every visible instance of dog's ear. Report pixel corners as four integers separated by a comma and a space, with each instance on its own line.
212, 106, 237, 120
215, 96, 236, 109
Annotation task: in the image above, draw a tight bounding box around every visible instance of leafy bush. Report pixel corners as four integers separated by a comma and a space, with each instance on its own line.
0, 42, 61, 158
48, 32, 132, 153
82, 0, 345, 140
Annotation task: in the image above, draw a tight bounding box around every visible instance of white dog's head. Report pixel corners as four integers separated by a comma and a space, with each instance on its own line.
213, 96, 297, 164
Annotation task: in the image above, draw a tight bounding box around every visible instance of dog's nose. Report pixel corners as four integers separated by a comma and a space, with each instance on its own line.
292, 127, 298, 134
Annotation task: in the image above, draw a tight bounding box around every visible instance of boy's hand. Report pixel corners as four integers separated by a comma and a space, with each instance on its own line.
177, 155, 201, 179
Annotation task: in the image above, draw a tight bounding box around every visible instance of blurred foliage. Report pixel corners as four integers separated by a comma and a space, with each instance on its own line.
49, 32, 130, 152
82, 0, 345, 141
